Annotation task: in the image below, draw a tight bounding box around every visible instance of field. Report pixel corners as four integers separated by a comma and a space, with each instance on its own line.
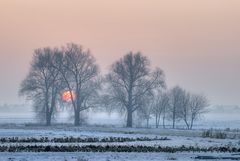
1, 152, 240, 161
0, 106, 239, 160
0, 125, 239, 161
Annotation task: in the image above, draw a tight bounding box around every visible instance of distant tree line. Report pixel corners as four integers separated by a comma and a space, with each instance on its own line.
19, 43, 209, 129
140, 86, 208, 129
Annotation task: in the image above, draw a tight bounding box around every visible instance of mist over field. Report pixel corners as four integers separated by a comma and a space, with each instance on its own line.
0, 104, 239, 129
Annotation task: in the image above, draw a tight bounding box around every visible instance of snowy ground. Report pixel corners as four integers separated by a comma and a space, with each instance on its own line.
0, 126, 239, 160
1, 152, 240, 161
0, 128, 239, 148
0, 105, 239, 161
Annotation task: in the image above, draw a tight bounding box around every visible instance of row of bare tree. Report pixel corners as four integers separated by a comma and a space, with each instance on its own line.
19, 43, 209, 128
139, 86, 209, 129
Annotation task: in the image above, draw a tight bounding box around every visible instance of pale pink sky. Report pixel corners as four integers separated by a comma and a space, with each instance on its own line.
0, 0, 240, 105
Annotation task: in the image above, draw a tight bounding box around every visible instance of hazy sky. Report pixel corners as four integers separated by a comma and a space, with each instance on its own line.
0, 0, 239, 105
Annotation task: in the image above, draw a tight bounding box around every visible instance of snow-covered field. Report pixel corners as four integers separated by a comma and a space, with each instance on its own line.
0, 105, 239, 160
1, 152, 240, 161
0, 126, 239, 160
0, 128, 239, 147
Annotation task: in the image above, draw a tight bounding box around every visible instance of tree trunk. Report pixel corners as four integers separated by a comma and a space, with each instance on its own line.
172, 106, 176, 129
45, 91, 51, 126
155, 114, 158, 128
45, 102, 51, 126
46, 87, 56, 126
190, 118, 194, 130
74, 112, 80, 126
74, 91, 82, 126
146, 118, 149, 128
155, 113, 161, 129
126, 110, 133, 127
74, 107, 80, 126
126, 78, 133, 128
163, 114, 166, 129
44, 88, 49, 126
46, 113, 51, 126
184, 119, 190, 130
172, 116, 175, 129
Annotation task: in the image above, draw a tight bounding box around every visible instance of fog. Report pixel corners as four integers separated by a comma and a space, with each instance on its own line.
0, 104, 239, 129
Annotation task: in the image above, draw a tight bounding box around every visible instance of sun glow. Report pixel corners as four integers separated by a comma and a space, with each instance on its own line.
62, 91, 76, 102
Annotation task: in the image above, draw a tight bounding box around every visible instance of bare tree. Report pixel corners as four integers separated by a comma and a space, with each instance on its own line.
168, 86, 185, 129
177, 90, 191, 129
136, 94, 154, 128
19, 48, 62, 126
152, 91, 170, 128
172, 87, 209, 130
188, 94, 209, 129
104, 52, 165, 127
56, 43, 100, 126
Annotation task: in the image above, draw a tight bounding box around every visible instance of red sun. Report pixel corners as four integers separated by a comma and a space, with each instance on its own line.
62, 91, 76, 102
